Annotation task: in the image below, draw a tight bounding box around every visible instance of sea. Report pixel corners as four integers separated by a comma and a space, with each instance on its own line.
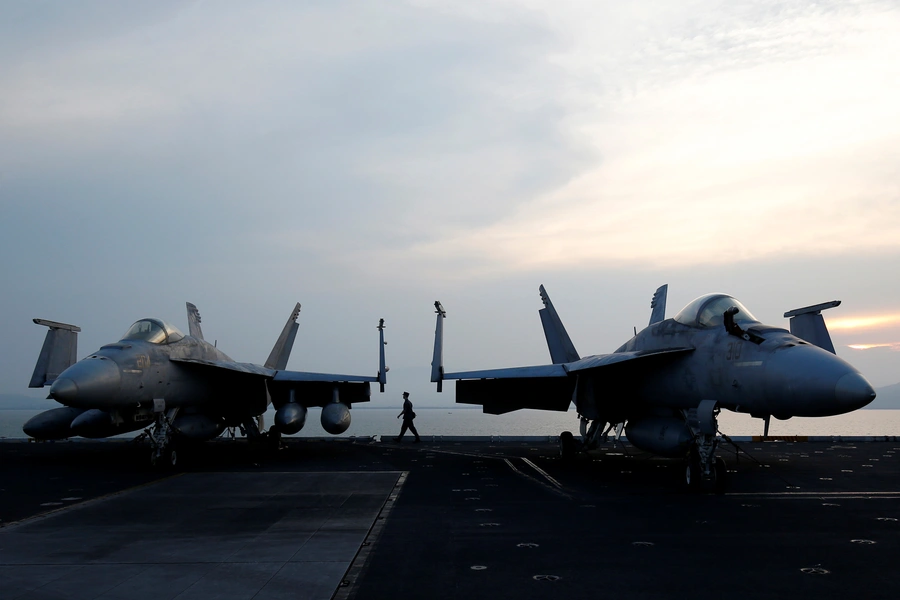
2, 406, 899, 440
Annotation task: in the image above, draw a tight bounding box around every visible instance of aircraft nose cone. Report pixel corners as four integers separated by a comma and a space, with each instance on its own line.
835, 372, 876, 411
764, 344, 873, 418
48, 358, 121, 408
49, 378, 78, 403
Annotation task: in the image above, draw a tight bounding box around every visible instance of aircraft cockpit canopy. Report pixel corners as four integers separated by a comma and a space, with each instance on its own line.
674, 294, 760, 329
121, 319, 185, 344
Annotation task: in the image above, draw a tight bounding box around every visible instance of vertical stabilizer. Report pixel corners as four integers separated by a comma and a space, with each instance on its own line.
649, 284, 668, 325
538, 285, 580, 364
265, 303, 301, 370
784, 301, 841, 354
30, 319, 81, 388
377, 318, 387, 392
186, 302, 204, 340
431, 301, 446, 392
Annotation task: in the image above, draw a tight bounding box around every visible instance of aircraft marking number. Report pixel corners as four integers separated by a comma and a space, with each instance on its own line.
725, 342, 743, 361
136, 355, 150, 369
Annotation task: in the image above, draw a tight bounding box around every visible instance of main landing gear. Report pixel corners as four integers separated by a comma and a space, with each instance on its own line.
147, 407, 180, 468
684, 400, 727, 493
561, 418, 622, 460
684, 449, 727, 493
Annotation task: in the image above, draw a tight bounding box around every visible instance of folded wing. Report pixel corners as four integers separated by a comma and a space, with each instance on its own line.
432, 293, 692, 415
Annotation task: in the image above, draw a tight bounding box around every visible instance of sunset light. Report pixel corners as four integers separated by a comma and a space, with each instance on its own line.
847, 343, 900, 351
828, 314, 900, 331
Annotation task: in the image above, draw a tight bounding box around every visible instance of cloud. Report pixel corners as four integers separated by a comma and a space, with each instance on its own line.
1, 1, 899, 396
0, 1, 590, 262
399, 0, 900, 275
830, 314, 900, 330
848, 343, 900, 351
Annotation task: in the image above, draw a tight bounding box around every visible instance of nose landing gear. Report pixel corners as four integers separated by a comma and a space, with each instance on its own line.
684, 400, 727, 493
147, 406, 180, 469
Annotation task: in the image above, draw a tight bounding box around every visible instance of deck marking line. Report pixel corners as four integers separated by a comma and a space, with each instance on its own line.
332, 471, 407, 600
519, 457, 563, 489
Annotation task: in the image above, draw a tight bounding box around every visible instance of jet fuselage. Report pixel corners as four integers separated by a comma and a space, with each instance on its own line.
611, 318, 873, 420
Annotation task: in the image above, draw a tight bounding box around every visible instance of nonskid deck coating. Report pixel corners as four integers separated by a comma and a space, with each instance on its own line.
1, 438, 899, 599
0, 469, 401, 600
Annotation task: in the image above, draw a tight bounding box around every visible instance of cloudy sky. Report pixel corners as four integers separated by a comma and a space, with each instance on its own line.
2, 0, 899, 411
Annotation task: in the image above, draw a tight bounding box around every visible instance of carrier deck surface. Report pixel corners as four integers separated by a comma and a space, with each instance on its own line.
1, 438, 898, 599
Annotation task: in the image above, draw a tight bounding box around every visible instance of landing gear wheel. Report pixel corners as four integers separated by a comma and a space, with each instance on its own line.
268, 426, 282, 450
559, 431, 576, 460
713, 456, 728, 494
684, 447, 702, 491
685, 460, 701, 490
167, 448, 178, 468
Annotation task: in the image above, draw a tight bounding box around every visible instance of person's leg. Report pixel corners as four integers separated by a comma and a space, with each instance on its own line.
409, 422, 420, 442
396, 422, 409, 441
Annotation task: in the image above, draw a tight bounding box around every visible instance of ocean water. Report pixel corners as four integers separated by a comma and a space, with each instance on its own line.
2, 406, 899, 440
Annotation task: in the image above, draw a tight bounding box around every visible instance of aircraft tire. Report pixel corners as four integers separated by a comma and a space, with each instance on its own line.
684, 459, 701, 491
168, 448, 178, 468
713, 457, 728, 494
559, 431, 576, 460
268, 426, 282, 450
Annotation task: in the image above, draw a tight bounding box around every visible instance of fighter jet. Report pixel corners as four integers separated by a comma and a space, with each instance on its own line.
430, 285, 876, 490
25, 303, 387, 465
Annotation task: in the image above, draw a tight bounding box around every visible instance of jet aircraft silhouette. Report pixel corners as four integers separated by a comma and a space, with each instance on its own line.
26, 303, 387, 465
431, 285, 875, 490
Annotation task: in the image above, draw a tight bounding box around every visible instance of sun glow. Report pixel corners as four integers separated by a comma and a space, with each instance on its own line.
828, 314, 900, 331
847, 343, 900, 351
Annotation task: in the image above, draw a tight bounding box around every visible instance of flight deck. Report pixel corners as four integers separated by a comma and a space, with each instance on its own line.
1, 437, 898, 599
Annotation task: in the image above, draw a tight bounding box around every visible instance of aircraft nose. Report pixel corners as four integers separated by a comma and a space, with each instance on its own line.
49, 378, 78, 403
835, 372, 876, 411
764, 344, 874, 418
49, 358, 121, 408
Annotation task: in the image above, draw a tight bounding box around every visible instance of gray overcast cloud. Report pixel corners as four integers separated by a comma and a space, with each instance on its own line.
2, 1, 898, 407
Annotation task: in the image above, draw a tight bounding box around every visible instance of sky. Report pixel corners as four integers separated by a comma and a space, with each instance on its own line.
1, 0, 899, 410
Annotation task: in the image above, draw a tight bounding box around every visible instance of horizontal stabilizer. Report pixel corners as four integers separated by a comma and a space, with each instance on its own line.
649, 284, 668, 325
784, 301, 841, 354
538, 285, 580, 364
30, 319, 81, 388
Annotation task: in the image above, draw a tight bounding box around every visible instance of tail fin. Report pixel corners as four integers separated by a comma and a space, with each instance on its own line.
186, 302, 204, 340
30, 319, 81, 388
784, 301, 841, 354
431, 301, 446, 392
377, 318, 387, 392
538, 285, 579, 364
265, 303, 301, 370
648, 284, 668, 325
